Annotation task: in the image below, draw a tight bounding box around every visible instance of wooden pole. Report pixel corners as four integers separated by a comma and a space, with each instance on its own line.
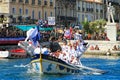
39, 46, 43, 74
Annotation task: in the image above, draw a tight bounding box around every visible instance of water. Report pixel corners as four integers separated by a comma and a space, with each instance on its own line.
0, 56, 120, 80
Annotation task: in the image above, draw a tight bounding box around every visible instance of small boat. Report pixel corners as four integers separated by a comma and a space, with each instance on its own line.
18, 41, 106, 74
8, 48, 27, 59
0, 37, 25, 45
0, 50, 9, 59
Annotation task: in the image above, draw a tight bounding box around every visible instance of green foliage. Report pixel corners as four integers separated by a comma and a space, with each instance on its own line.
81, 21, 90, 33
82, 19, 107, 34
117, 30, 120, 35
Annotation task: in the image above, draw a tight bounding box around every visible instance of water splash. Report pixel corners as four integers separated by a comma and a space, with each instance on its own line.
14, 64, 30, 68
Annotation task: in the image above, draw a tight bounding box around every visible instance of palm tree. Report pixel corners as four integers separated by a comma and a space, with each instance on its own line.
89, 19, 107, 34
82, 19, 107, 39
82, 21, 90, 34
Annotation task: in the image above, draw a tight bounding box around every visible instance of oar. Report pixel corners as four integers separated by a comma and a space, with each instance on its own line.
78, 65, 106, 74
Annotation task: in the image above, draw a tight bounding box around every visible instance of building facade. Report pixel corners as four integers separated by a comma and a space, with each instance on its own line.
0, 0, 55, 24
76, 0, 104, 23
0, 0, 120, 26
55, 0, 76, 27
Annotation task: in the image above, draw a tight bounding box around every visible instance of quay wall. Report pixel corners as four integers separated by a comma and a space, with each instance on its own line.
84, 40, 120, 56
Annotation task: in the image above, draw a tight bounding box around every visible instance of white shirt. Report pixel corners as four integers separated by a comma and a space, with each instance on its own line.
33, 47, 41, 54
42, 47, 49, 55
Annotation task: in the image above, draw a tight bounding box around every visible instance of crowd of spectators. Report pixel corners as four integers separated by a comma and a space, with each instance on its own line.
0, 25, 120, 42
84, 32, 110, 41
0, 26, 25, 38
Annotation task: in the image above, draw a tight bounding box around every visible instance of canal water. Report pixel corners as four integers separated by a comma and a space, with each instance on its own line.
0, 56, 120, 80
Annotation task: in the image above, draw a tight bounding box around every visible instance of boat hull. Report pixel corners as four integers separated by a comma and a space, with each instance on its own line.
8, 48, 27, 59
0, 37, 25, 45
18, 41, 106, 74
30, 54, 84, 74
0, 51, 9, 58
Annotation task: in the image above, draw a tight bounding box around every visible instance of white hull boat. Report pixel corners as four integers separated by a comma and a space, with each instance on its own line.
30, 54, 105, 74
18, 41, 106, 75
0, 51, 9, 59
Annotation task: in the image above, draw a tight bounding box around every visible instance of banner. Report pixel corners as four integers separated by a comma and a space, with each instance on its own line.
48, 17, 55, 25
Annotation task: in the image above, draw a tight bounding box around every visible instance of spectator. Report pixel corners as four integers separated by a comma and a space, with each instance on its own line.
90, 45, 94, 50
112, 45, 118, 51
95, 45, 99, 50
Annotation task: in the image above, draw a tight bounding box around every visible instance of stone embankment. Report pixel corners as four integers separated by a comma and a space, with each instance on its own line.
84, 40, 120, 56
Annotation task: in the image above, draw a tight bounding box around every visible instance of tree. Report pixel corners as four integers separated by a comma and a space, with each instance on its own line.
94, 19, 106, 34
82, 21, 91, 34
82, 19, 107, 35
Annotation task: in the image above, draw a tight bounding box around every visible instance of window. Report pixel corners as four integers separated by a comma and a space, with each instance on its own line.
82, 2, 85, 12
19, 8, 22, 15
38, 0, 41, 5
25, 0, 29, 3
50, 0, 53, 6
77, 2, 80, 11
25, 9, 28, 15
19, 0, 23, 2
82, 14, 84, 21
96, 9, 98, 12
44, 11, 47, 20
44, 0, 47, 5
32, 10, 34, 19
38, 11, 41, 19
12, 0, 16, 2
12, 8, 16, 14
32, 0, 35, 5
50, 12, 52, 16
86, 2, 89, 12
78, 14, 80, 22
78, 7, 80, 11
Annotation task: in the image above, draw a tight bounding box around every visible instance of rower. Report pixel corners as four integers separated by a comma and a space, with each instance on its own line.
33, 46, 41, 55
42, 45, 50, 55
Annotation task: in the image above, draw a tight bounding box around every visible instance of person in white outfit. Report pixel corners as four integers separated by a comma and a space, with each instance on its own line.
33, 46, 41, 55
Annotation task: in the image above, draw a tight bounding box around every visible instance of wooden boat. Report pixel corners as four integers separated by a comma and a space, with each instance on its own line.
18, 41, 106, 74
30, 53, 106, 74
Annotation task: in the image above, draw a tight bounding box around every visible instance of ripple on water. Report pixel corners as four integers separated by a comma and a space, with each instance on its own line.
0, 58, 120, 80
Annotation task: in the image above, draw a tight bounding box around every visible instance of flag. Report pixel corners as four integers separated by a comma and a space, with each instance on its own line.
26, 25, 40, 47
31, 25, 41, 46
25, 19, 44, 47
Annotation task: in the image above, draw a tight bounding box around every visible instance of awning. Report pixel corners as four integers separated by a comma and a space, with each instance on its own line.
15, 25, 53, 31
